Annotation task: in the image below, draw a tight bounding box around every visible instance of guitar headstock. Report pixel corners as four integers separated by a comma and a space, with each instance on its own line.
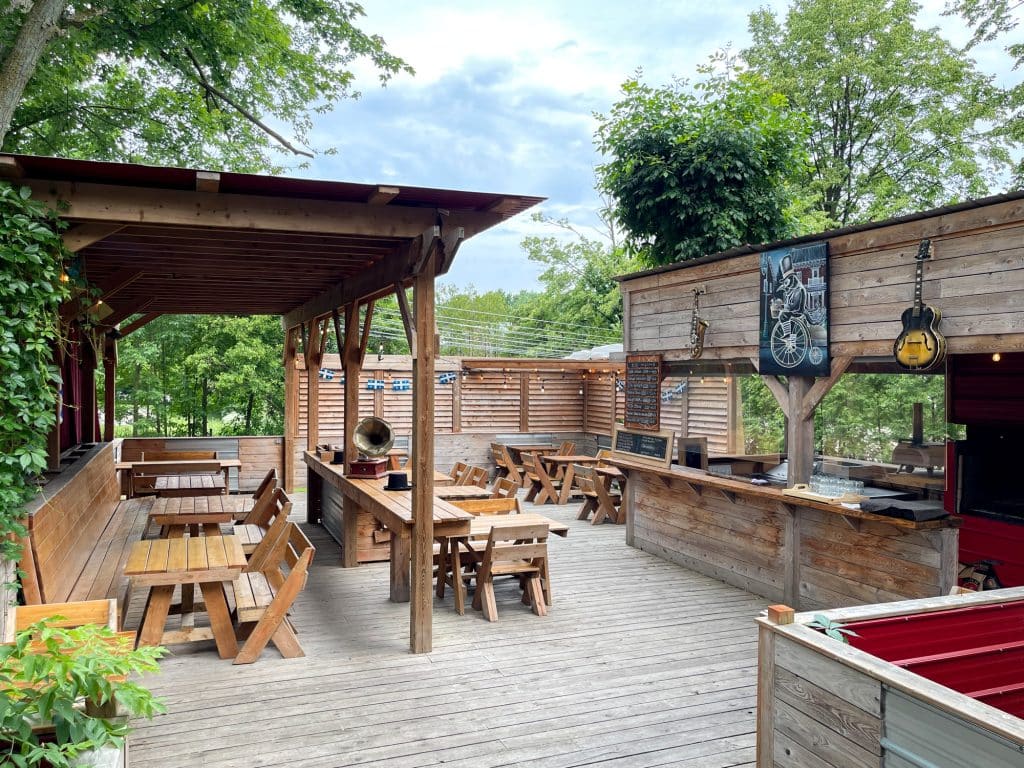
916, 238, 933, 261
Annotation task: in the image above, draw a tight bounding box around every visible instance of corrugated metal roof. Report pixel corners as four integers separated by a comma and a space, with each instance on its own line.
615, 188, 1024, 283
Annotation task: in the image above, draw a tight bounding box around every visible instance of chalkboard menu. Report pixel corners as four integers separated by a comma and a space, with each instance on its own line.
624, 354, 662, 430
612, 426, 675, 467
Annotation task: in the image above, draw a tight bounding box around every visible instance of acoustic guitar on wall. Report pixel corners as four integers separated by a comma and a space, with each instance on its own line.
893, 238, 946, 371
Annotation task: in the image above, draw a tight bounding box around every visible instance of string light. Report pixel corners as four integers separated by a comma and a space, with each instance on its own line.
993, 353, 1002, 362
377, 343, 384, 362
540, 379, 545, 392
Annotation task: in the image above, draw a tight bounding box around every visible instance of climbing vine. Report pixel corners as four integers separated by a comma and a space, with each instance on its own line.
0, 183, 71, 567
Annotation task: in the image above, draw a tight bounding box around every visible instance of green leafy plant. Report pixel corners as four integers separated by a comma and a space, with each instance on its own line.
807, 614, 860, 644
0, 183, 72, 569
0, 620, 166, 768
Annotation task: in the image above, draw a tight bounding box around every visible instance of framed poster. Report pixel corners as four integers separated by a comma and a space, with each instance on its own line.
759, 241, 830, 376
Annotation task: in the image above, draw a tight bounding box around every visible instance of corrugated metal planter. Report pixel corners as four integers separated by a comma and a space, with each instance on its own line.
756, 587, 1024, 767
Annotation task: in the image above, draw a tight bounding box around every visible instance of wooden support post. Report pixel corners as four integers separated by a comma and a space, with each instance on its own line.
305, 320, 322, 453
282, 327, 299, 492
81, 334, 98, 443
452, 369, 462, 433
343, 302, 361, 476
410, 251, 437, 654
103, 335, 116, 441
787, 376, 814, 486
47, 345, 63, 471
726, 375, 744, 454
519, 372, 529, 432
798, 355, 852, 422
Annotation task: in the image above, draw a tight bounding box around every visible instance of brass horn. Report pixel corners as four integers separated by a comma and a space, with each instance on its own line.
353, 416, 395, 458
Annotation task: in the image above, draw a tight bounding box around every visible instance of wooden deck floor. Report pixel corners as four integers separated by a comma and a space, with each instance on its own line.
126, 492, 767, 768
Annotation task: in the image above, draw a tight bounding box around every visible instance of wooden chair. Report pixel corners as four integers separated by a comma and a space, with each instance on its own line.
574, 464, 620, 522
249, 467, 279, 503
490, 476, 519, 499
449, 461, 469, 484
450, 497, 522, 516
522, 452, 561, 505
232, 518, 315, 664
469, 523, 550, 621
490, 442, 524, 485
595, 449, 613, 466
235, 487, 293, 554
4, 598, 119, 642
458, 465, 489, 488
556, 440, 576, 456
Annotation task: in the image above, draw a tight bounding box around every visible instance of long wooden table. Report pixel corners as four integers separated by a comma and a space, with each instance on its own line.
304, 453, 472, 600
116, 458, 242, 498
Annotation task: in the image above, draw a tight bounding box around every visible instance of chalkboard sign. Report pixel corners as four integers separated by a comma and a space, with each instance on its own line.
612, 426, 674, 467
624, 354, 662, 430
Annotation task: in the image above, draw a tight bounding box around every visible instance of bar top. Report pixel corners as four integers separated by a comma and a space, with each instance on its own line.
611, 457, 960, 531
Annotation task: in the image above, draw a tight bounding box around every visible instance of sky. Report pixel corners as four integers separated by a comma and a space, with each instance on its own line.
298, 0, 1018, 294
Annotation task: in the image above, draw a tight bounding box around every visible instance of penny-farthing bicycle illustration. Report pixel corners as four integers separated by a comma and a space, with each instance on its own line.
768, 306, 817, 369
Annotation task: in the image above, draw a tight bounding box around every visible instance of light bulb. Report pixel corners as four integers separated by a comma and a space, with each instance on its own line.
993, 352, 1002, 362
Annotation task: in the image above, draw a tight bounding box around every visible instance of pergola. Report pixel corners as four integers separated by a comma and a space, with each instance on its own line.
2, 153, 542, 651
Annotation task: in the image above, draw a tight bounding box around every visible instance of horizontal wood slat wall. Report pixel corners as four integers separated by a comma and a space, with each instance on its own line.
119, 436, 283, 493
622, 198, 1024, 362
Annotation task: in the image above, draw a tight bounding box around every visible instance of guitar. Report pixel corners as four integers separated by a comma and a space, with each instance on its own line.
690, 287, 709, 359
893, 238, 946, 371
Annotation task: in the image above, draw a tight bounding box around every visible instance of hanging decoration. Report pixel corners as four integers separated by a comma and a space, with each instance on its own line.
318, 368, 335, 381
661, 381, 687, 403
392, 379, 411, 392
438, 372, 457, 385
366, 379, 385, 390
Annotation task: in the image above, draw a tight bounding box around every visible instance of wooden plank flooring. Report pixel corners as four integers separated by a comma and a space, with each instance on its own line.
126, 492, 767, 768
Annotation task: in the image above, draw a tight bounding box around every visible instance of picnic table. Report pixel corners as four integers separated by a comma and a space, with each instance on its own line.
503, 444, 558, 464
592, 465, 626, 524
434, 485, 494, 501
125, 530, 247, 658
116, 458, 242, 498
146, 495, 254, 536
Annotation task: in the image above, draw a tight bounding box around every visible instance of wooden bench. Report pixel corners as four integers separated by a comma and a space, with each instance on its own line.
20, 443, 152, 629
234, 487, 293, 554
232, 516, 315, 664
130, 450, 218, 495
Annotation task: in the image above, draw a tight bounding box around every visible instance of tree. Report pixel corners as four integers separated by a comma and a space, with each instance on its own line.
948, 0, 1024, 185
594, 67, 811, 266
744, 0, 1011, 227
0, 1, 411, 169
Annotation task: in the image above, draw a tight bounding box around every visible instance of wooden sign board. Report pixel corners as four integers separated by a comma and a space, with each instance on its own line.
612, 426, 675, 468
624, 354, 662, 430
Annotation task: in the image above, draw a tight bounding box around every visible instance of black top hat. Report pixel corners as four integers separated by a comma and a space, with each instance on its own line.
384, 471, 413, 491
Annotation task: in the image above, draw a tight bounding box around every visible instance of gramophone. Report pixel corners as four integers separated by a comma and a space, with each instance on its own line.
348, 416, 394, 479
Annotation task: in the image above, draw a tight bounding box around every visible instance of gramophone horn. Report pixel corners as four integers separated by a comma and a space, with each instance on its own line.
353, 416, 395, 457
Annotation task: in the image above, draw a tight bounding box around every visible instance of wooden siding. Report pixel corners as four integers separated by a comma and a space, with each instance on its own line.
626, 463, 957, 610
622, 198, 1024, 363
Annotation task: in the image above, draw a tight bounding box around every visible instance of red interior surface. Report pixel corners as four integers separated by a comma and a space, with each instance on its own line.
843, 600, 1024, 718
959, 514, 1024, 588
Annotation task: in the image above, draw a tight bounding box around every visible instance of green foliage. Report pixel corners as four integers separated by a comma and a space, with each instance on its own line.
0, 619, 165, 768
0, 183, 70, 563
116, 315, 285, 437
744, 0, 1011, 226
948, 0, 1024, 186
743, 372, 965, 460
807, 614, 859, 643
594, 65, 811, 266
3, 1, 412, 170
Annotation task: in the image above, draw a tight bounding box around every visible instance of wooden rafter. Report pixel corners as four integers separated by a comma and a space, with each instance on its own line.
358, 301, 375, 367
116, 312, 162, 337
98, 297, 154, 329
394, 282, 415, 356
436, 226, 465, 275
62, 223, 125, 253
798, 355, 853, 422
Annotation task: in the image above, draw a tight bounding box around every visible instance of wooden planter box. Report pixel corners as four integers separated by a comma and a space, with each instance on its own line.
756, 588, 1024, 767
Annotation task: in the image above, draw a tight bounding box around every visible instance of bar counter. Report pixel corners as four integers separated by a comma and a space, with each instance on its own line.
613, 458, 961, 611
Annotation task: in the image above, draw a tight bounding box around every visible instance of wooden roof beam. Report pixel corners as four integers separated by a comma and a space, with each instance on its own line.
195, 171, 220, 193
0, 157, 22, 179
60, 268, 142, 321
282, 225, 440, 330
62, 223, 125, 252
367, 186, 399, 205
24, 180, 503, 239
116, 311, 162, 337
96, 297, 154, 328
436, 226, 465, 275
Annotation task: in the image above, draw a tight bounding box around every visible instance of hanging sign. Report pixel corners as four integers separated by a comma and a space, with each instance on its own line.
624, 354, 662, 430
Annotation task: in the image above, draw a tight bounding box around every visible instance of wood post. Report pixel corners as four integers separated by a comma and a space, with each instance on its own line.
81, 334, 98, 443
410, 250, 436, 654
282, 327, 299, 492
305, 320, 322, 453
343, 302, 361, 476
787, 376, 814, 485
47, 344, 63, 471
519, 373, 529, 432
103, 335, 116, 441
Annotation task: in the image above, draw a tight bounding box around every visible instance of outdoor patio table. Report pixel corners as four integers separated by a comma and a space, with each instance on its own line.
124, 530, 247, 659
434, 485, 494, 501
147, 495, 248, 537
542, 455, 603, 504
439, 512, 569, 615
116, 458, 242, 498
503, 444, 558, 464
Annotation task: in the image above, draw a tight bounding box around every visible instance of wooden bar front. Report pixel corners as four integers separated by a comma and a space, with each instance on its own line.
615, 458, 960, 610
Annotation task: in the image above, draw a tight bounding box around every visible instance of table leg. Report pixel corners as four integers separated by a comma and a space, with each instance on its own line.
558, 465, 576, 505
390, 532, 411, 602
137, 585, 174, 647
199, 581, 238, 659
342, 501, 359, 568
435, 537, 448, 599
451, 538, 466, 616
